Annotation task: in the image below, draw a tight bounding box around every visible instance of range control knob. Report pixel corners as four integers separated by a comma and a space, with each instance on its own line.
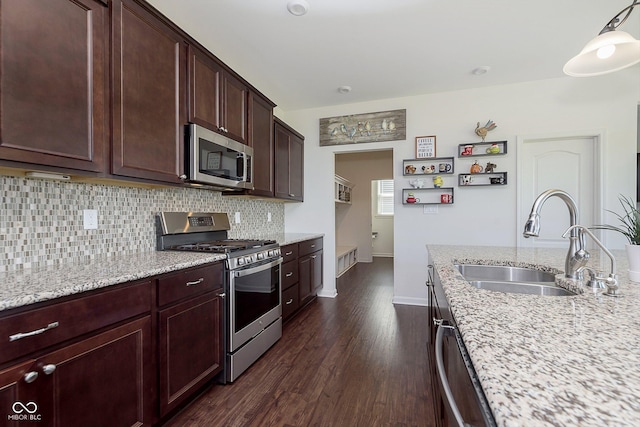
257, 252, 264, 260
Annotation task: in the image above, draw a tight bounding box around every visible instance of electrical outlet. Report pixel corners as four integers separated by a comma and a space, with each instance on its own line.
83, 209, 98, 229
234, 212, 241, 224
423, 205, 438, 214
267, 212, 272, 222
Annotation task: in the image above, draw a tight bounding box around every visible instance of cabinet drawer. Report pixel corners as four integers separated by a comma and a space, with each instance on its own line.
281, 243, 298, 264
157, 262, 224, 307
282, 260, 298, 290
282, 284, 299, 320
299, 238, 323, 257
0, 280, 151, 365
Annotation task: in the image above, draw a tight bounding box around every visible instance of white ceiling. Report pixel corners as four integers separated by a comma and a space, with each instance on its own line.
146, 0, 640, 111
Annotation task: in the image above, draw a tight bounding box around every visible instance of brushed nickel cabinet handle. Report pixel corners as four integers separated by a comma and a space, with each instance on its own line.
285, 251, 293, 256
10, 322, 59, 342
286, 272, 294, 277
186, 278, 204, 286
285, 299, 294, 305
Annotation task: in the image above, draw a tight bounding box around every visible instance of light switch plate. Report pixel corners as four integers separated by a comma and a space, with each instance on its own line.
267, 212, 272, 222
83, 209, 98, 229
234, 212, 241, 224
423, 205, 438, 214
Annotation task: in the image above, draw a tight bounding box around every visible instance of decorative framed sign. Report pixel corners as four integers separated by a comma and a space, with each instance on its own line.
416, 136, 436, 158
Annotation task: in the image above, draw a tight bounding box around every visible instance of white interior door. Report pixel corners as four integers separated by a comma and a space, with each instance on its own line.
517, 133, 603, 248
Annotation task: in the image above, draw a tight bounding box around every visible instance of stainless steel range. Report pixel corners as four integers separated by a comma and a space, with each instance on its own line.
157, 212, 282, 383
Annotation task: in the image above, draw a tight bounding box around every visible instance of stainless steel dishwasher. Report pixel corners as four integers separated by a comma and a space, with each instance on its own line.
427, 263, 496, 427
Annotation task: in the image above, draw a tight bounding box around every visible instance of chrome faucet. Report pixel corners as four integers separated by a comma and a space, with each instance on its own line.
523, 189, 589, 279
563, 225, 620, 297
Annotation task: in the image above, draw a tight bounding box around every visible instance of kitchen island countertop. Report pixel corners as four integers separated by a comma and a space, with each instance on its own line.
0, 233, 322, 312
428, 244, 640, 427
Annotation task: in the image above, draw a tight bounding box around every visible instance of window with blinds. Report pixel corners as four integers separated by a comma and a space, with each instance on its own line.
377, 180, 394, 216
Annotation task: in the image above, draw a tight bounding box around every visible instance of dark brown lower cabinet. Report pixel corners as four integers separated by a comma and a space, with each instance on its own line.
0, 317, 152, 427
158, 291, 223, 416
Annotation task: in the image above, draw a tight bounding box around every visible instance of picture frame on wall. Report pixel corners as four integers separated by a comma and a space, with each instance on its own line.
416, 136, 436, 158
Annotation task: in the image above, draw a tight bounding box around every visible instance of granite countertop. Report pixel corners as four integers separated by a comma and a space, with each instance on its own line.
0, 233, 323, 313
428, 245, 640, 427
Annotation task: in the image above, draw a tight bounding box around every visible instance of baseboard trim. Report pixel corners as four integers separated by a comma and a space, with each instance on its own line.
392, 296, 428, 306
317, 289, 338, 298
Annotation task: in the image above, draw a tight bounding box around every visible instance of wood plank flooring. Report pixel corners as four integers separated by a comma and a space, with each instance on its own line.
166, 257, 435, 427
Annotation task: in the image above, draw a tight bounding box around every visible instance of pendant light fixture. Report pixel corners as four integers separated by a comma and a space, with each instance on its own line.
563, 0, 640, 76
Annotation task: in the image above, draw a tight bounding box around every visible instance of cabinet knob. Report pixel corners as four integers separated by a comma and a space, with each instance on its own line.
24, 371, 38, 384
218, 292, 226, 298
179, 174, 187, 180
289, 193, 295, 197
42, 364, 56, 375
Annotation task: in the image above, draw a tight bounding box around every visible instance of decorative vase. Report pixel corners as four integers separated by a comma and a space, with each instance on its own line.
625, 244, 640, 279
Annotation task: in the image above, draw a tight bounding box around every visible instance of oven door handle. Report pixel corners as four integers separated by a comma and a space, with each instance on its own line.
233, 258, 282, 277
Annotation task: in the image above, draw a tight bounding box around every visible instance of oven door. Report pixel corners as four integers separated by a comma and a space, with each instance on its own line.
228, 258, 282, 352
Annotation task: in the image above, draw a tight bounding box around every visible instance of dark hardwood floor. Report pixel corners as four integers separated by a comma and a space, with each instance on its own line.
166, 257, 435, 427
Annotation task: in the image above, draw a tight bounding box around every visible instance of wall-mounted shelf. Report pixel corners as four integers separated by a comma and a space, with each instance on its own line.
458, 141, 507, 157
458, 172, 508, 186
403, 157, 455, 176
335, 174, 354, 204
402, 187, 454, 205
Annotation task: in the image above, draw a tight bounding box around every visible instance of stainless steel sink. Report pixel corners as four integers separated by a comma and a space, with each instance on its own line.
455, 264, 575, 296
455, 264, 556, 283
467, 280, 575, 296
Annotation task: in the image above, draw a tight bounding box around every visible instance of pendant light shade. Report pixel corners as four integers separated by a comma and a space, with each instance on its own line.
563, 30, 640, 76
563, 0, 640, 77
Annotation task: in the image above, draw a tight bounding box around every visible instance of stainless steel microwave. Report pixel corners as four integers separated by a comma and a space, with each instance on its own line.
186, 123, 253, 190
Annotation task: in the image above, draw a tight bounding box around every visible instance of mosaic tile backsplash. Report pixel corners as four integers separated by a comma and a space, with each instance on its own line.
0, 175, 285, 273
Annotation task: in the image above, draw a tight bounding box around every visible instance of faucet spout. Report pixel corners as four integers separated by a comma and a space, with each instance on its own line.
522, 189, 588, 279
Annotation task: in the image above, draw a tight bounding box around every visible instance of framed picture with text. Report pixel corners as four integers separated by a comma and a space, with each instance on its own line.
415, 136, 436, 158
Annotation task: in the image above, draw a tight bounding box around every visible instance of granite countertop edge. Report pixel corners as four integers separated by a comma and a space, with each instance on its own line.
0, 233, 324, 313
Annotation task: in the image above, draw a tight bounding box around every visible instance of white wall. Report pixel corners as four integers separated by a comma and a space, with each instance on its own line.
279, 69, 640, 304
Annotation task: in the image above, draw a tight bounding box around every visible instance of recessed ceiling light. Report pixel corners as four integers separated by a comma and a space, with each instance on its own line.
287, 0, 309, 16
472, 66, 491, 75
337, 85, 352, 94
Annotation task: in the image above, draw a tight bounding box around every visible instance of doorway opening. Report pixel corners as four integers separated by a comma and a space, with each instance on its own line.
335, 150, 393, 278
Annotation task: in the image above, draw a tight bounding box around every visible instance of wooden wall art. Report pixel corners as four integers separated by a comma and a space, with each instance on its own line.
319, 109, 406, 146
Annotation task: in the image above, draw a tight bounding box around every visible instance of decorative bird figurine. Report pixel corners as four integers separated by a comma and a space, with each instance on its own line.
381, 119, 388, 133
388, 120, 396, 132
364, 121, 372, 136
475, 120, 497, 142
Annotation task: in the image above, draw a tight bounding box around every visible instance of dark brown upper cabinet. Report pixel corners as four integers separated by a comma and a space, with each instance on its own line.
246, 92, 275, 197
188, 45, 248, 145
274, 118, 304, 202
111, 0, 187, 184
0, 0, 108, 173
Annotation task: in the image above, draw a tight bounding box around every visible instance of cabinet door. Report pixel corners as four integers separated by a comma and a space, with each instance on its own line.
247, 92, 274, 197
159, 291, 223, 416
2, 317, 152, 427
188, 45, 222, 132
299, 249, 321, 305
0, 0, 107, 173
111, 0, 186, 183
221, 72, 248, 144
0, 360, 39, 427
288, 131, 304, 201
274, 121, 304, 201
